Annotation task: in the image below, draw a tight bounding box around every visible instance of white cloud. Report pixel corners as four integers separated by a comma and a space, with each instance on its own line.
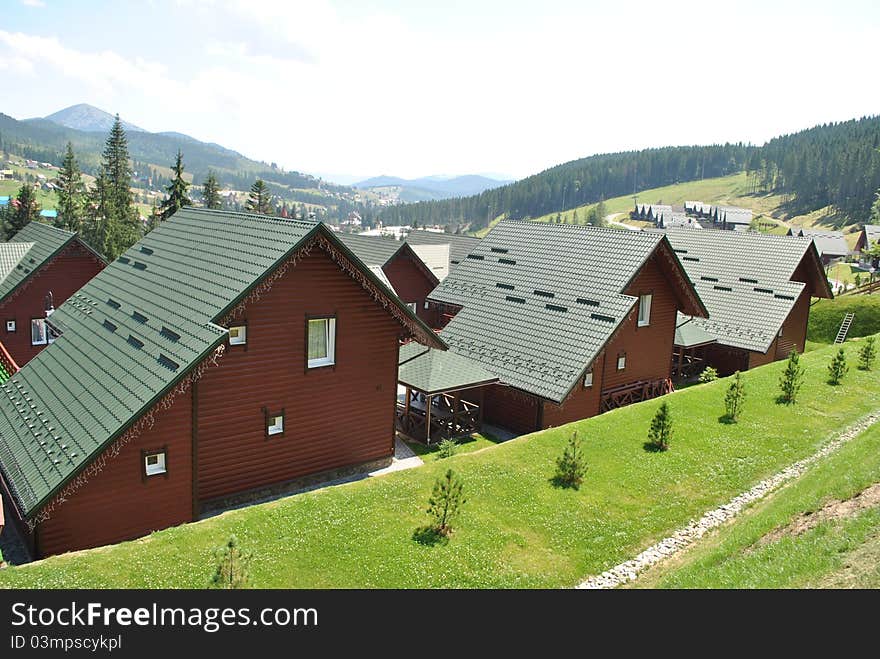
21, 0, 46, 7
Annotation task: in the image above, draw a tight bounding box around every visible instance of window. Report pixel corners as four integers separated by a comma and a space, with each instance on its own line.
407, 302, 418, 313
307, 317, 336, 368
31, 318, 48, 346
583, 369, 593, 388
424, 301, 430, 310
638, 294, 652, 327
617, 352, 627, 371
144, 450, 166, 477
5, 319, 15, 333
267, 412, 284, 436
229, 325, 247, 346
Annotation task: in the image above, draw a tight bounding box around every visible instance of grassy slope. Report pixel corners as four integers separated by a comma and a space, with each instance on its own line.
807, 295, 880, 343
629, 418, 880, 589
1, 339, 878, 589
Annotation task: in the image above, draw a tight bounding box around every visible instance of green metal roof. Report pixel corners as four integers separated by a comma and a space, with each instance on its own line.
428, 220, 701, 403
337, 233, 405, 267
0, 208, 443, 519
0, 222, 87, 304
405, 230, 481, 264
661, 228, 829, 353
398, 341, 498, 394
674, 319, 718, 348
794, 228, 849, 257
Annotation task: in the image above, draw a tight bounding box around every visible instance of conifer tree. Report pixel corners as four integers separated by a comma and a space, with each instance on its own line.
84, 167, 113, 256
5, 184, 40, 238
158, 150, 192, 221
827, 347, 849, 385
210, 535, 252, 589
425, 469, 466, 537
647, 402, 673, 451
100, 115, 140, 258
554, 431, 588, 488
202, 171, 221, 210
724, 371, 746, 422
245, 179, 271, 215
56, 142, 86, 232
778, 349, 805, 404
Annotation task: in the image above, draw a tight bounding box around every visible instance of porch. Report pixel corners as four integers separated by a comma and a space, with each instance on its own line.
396, 343, 499, 444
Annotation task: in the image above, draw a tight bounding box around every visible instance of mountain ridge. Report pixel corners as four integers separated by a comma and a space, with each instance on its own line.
39, 103, 146, 133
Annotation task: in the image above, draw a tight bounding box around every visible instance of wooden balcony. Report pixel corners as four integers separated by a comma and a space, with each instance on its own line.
0, 339, 20, 384
600, 378, 674, 412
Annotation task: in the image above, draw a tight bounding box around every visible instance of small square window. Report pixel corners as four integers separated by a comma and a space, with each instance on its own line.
144, 451, 166, 477
407, 302, 417, 313
229, 325, 247, 345
617, 353, 627, 371
583, 370, 593, 388
31, 318, 48, 346
5, 319, 15, 333
307, 317, 336, 368
267, 413, 284, 436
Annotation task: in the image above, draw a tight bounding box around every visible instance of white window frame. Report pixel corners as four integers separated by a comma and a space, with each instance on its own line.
31, 318, 48, 346
229, 325, 247, 346
307, 317, 336, 368
144, 451, 166, 477
638, 294, 652, 327
267, 414, 284, 436
407, 302, 418, 313
5, 319, 15, 333
617, 353, 627, 371
583, 369, 593, 388
424, 301, 430, 310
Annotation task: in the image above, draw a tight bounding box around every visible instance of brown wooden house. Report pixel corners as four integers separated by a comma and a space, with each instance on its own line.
662, 228, 832, 377
0, 208, 444, 558
401, 220, 707, 438
0, 222, 106, 367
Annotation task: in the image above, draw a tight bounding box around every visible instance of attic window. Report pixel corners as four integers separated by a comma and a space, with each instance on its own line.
466, 254, 485, 260
496, 283, 515, 290
700, 276, 719, 282
498, 258, 517, 265
127, 335, 144, 350
713, 285, 733, 292
739, 277, 758, 284
107, 298, 121, 309
774, 293, 795, 301
591, 313, 615, 323
490, 247, 509, 253
158, 354, 179, 371
132, 311, 148, 324
103, 320, 117, 332
754, 287, 773, 294
133, 261, 147, 270
505, 296, 526, 304
545, 304, 568, 313
682, 256, 700, 262
576, 298, 600, 307
140, 246, 154, 255
534, 290, 555, 298
160, 326, 180, 341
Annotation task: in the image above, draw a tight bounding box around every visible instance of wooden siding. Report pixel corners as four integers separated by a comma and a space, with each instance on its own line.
36, 387, 193, 557
195, 250, 401, 502
542, 350, 604, 428
705, 345, 750, 375
0, 242, 104, 367
382, 251, 436, 323
482, 385, 539, 434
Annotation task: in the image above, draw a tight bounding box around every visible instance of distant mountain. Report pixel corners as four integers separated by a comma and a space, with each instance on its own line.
354, 174, 512, 202
42, 103, 146, 133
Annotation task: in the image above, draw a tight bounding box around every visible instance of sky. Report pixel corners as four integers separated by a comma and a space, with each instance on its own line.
1, 0, 879, 183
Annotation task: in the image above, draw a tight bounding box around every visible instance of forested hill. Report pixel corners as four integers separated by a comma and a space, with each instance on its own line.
378, 144, 754, 230
378, 116, 880, 231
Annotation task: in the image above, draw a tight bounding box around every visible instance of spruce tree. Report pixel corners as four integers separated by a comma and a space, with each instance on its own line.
554, 431, 588, 488
158, 150, 192, 221
778, 349, 805, 404
100, 115, 140, 258
827, 347, 849, 385
210, 535, 252, 589
425, 469, 466, 537
5, 184, 40, 237
858, 336, 876, 371
647, 402, 673, 451
202, 170, 222, 210
84, 167, 113, 256
724, 371, 746, 422
56, 142, 86, 232
245, 179, 271, 215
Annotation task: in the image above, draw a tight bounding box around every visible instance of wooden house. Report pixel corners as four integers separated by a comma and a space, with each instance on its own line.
405, 230, 481, 268
787, 228, 849, 264
0, 208, 444, 557
663, 228, 832, 377
855, 225, 880, 265
397, 220, 707, 439
0, 222, 106, 367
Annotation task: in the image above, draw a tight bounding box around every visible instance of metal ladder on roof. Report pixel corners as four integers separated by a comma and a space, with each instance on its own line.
834, 313, 855, 344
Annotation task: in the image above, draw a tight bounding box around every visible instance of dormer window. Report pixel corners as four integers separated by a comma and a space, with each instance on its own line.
229, 325, 247, 346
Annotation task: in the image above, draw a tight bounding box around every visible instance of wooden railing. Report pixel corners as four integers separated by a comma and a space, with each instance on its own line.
396, 391, 482, 444
601, 378, 674, 412
0, 339, 19, 383
839, 278, 880, 296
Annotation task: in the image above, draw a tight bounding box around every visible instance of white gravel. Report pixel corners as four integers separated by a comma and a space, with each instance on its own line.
576, 410, 880, 589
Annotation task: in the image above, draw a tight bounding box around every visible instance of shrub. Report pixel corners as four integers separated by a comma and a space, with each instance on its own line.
553, 431, 588, 489
435, 438, 458, 459
698, 366, 719, 383
778, 349, 805, 404
859, 336, 876, 371
211, 535, 252, 589
647, 402, 673, 451
426, 469, 466, 537
827, 347, 849, 385
724, 371, 746, 422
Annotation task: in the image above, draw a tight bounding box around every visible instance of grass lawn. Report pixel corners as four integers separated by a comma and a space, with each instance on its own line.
807, 294, 880, 343
1, 339, 878, 589
404, 432, 506, 462
628, 417, 880, 588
